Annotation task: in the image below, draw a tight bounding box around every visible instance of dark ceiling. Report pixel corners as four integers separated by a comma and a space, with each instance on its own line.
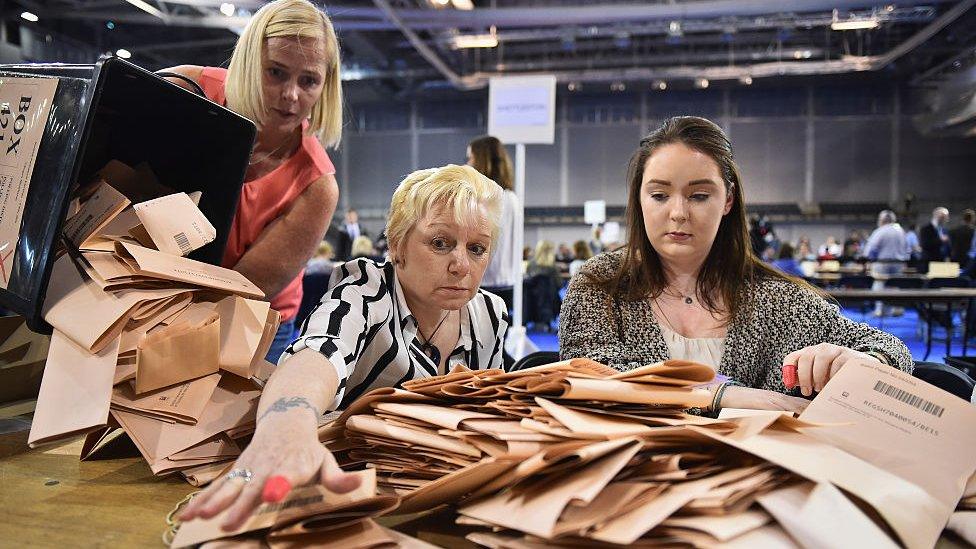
4, 0, 976, 102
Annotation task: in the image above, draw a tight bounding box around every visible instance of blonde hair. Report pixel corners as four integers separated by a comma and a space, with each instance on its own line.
387, 165, 502, 255
225, 0, 342, 146
534, 240, 556, 268
351, 236, 374, 258
316, 241, 333, 258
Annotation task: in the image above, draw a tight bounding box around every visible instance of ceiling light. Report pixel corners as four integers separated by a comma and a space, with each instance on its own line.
567, 82, 581, 92
219, 2, 235, 16
694, 78, 709, 89
739, 75, 753, 85
20, 11, 38, 22
454, 31, 498, 49
432, 0, 450, 5
116, 48, 132, 59
124, 0, 164, 19
831, 9, 879, 31
106, 21, 116, 29
668, 21, 683, 37
451, 0, 474, 9
610, 82, 626, 92
653, 80, 667, 91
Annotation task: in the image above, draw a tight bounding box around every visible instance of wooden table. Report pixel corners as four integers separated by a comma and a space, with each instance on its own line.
828, 288, 976, 360
0, 423, 969, 549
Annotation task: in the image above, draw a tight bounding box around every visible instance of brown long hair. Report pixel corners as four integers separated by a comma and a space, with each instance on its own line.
468, 135, 514, 191
593, 116, 807, 319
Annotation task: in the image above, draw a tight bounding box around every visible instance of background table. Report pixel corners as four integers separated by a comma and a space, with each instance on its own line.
827, 288, 976, 360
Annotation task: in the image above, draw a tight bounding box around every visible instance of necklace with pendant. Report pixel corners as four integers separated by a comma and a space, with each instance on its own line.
416, 311, 450, 365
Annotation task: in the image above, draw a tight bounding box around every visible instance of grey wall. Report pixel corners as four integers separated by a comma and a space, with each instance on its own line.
334, 83, 976, 241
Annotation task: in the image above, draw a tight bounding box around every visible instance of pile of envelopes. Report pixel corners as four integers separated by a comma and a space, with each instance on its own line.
28, 167, 280, 485
319, 358, 976, 549
169, 468, 417, 548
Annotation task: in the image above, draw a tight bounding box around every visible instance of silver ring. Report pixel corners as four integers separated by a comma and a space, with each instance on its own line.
225, 468, 253, 484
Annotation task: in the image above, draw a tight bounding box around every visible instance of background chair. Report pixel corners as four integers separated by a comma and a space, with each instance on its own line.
294, 271, 331, 333
913, 361, 975, 401
510, 351, 560, 371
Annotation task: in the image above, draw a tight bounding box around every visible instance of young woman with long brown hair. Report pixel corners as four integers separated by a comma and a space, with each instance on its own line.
559, 116, 912, 414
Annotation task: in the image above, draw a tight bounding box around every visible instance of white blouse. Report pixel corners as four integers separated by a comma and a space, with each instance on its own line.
658, 324, 725, 370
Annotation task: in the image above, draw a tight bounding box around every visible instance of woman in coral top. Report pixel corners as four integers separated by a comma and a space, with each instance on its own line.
163, 0, 341, 363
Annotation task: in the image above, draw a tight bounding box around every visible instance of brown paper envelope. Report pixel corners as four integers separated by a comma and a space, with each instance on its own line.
62, 181, 130, 248
0, 341, 31, 366
758, 482, 898, 549
135, 310, 219, 394
609, 359, 716, 385
43, 254, 190, 353
268, 519, 396, 549
589, 465, 765, 545
28, 331, 120, 448
112, 375, 260, 462
553, 481, 663, 537
172, 470, 379, 547
397, 457, 521, 514
269, 496, 400, 538
345, 415, 482, 458
181, 461, 234, 487
687, 424, 945, 549
663, 509, 771, 542
799, 360, 976, 511
215, 296, 270, 378
251, 308, 280, 373
82, 250, 137, 282
372, 402, 497, 431
133, 192, 216, 256
459, 438, 643, 539
560, 377, 713, 407
95, 159, 174, 203
119, 295, 193, 354
112, 373, 220, 424
535, 397, 655, 438
116, 242, 263, 299
168, 435, 240, 461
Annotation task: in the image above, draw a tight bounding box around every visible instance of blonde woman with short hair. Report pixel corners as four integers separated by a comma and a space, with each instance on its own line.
163, 0, 342, 363
179, 165, 510, 528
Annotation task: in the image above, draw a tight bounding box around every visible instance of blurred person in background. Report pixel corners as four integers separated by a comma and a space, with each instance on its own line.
556, 242, 575, 264
920, 206, 950, 269
569, 240, 593, 278
305, 241, 336, 275
864, 210, 909, 317
796, 236, 816, 261
467, 135, 520, 313
589, 225, 606, 256
771, 243, 804, 278
949, 209, 975, 266
818, 236, 842, 260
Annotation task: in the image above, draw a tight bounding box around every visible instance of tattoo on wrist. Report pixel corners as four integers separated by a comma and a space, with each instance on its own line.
259, 397, 321, 422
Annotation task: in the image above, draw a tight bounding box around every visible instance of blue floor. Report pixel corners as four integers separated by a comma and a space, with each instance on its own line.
526, 307, 973, 364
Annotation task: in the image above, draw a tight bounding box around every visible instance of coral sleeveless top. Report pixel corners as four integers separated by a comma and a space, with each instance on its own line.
199, 67, 335, 322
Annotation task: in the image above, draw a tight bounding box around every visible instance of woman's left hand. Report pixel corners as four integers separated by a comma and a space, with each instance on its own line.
782, 343, 881, 396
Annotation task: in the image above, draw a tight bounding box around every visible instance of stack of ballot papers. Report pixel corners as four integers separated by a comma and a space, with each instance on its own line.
318, 358, 976, 549
28, 175, 281, 485
169, 468, 421, 548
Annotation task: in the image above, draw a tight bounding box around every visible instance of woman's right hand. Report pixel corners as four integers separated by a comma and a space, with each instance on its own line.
719, 386, 810, 414
177, 412, 360, 532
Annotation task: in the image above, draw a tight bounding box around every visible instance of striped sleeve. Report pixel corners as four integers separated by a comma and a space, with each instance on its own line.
282, 259, 387, 409
481, 290, 510, 370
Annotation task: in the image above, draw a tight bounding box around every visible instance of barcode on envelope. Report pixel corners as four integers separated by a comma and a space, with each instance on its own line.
174, 232, 191, 254
872, 380, 944, 418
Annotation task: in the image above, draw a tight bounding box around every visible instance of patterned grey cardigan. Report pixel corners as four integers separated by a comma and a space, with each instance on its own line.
559, 251, 913, 392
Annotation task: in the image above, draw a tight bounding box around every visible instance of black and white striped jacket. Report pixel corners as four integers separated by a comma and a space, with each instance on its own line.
284, 258, 509, 410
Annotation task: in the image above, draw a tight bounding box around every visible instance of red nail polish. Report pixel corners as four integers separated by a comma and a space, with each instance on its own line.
263, 476, 291, 503
782, 364, 799, 389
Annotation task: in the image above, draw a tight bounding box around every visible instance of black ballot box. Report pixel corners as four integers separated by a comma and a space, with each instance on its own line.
0, 56, 256, 331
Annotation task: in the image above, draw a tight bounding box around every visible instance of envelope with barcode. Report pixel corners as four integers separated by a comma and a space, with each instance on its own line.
799, 361, 976, 512
133, 192, 216, 257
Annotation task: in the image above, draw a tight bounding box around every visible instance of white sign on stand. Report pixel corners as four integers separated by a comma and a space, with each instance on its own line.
488, 75, 556, 145
583, 200, 606, 226
487, 76, 556, 361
